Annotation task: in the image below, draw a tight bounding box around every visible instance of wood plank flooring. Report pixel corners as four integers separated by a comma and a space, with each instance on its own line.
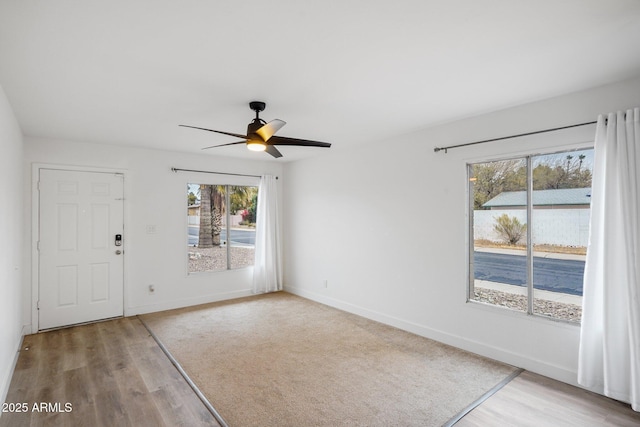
457, 370, 640, 427
0, 317, 221, 427
2, 316, 639, 426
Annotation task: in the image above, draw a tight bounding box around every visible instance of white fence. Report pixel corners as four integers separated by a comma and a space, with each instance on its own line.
474, 209, 590, 247
187, 214, 243, 227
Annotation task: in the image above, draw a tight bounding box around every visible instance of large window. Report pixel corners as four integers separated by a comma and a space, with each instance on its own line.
468, 148, 593, 323
187, 184, 258, 274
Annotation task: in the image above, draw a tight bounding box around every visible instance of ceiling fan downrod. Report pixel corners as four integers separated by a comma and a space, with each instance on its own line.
249, 101, 266, 121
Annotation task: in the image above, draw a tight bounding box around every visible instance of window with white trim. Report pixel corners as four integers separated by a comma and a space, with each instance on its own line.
468, 148, 593, 323
187, 184, 258, 273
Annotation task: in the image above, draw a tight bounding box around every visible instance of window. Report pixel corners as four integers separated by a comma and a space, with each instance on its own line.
468, 148, 593, 323
187, 184, 258, 273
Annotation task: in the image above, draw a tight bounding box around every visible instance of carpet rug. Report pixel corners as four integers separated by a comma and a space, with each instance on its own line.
141, 292, 517, 426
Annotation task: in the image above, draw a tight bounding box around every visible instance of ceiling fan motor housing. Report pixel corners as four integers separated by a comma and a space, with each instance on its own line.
247, 119, 265, 141
248, 101, 267, 140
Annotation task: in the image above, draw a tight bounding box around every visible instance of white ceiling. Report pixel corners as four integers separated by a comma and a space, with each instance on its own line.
1, 1, 640, 161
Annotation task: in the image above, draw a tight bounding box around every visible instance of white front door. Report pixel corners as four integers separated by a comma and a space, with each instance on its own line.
38, 169, 124, 330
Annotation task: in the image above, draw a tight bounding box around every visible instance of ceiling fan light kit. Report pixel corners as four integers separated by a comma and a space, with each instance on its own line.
180, 101, 331, 158
247, 140, 267, 152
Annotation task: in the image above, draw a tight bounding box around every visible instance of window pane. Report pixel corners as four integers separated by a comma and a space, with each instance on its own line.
228, 185, 257, 269
531, 149, 592, 323
470, 159, 528, 312
188, 184, 227, 273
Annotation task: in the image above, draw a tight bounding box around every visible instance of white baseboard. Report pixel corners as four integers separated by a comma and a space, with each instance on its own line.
285, 285, 580, 388
0, 330, 25, 409
22, 324, 32, 337
125, 289, 254, 316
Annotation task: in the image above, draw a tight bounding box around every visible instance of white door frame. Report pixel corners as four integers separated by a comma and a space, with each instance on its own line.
31, 163, 128, 333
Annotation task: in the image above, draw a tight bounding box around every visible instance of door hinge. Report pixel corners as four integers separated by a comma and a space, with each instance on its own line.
37, 241, 40, 251
37, 301, 40, 310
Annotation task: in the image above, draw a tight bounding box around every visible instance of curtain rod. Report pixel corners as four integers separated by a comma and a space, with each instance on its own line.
433, 120, 597, 153
171, 167, 277, 179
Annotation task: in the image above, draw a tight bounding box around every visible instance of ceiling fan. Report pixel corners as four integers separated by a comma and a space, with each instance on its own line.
180, 101, 331, 158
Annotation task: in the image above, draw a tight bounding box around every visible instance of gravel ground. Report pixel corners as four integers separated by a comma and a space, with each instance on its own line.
473, 288, 582, 323
188, 246, 255, 272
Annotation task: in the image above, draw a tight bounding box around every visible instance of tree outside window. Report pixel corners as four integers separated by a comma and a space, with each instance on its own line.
187, 184, 258, 273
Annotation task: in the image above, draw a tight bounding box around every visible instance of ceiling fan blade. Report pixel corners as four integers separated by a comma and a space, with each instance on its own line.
269, 135, 331, 148
265, 145, 283, 158
180, 124, 248, 140
256, 119, 286, 141
201, 141, 247, 150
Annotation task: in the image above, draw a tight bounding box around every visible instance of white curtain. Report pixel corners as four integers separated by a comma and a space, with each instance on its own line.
252, 175, 283, 294
578, 107, 640, 411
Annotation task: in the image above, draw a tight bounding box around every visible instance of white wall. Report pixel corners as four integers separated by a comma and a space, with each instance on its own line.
22, 139, 283, 331
0, 85, 24, 404
282, 75, 640, 388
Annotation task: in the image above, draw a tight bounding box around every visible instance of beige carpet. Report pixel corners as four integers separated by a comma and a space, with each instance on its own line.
141, 292, 517, 426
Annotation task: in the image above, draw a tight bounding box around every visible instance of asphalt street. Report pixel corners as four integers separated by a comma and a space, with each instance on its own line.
188, 226, 255, 247
188, 229, 584, 296
473, 251, 584, 296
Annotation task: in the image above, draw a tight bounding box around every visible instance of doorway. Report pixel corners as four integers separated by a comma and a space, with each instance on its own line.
37, 168, 124, 330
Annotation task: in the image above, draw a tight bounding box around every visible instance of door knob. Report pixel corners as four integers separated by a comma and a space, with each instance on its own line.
115, 250, 122, 255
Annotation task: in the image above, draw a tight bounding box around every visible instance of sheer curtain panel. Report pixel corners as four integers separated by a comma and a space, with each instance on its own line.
252, 175, 283, 294
578, 108, 640, 411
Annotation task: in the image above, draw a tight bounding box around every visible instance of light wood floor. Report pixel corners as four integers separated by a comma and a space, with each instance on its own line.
457, 370, 640, 427
0, 317, 221, 427
2, 317, 639, 426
